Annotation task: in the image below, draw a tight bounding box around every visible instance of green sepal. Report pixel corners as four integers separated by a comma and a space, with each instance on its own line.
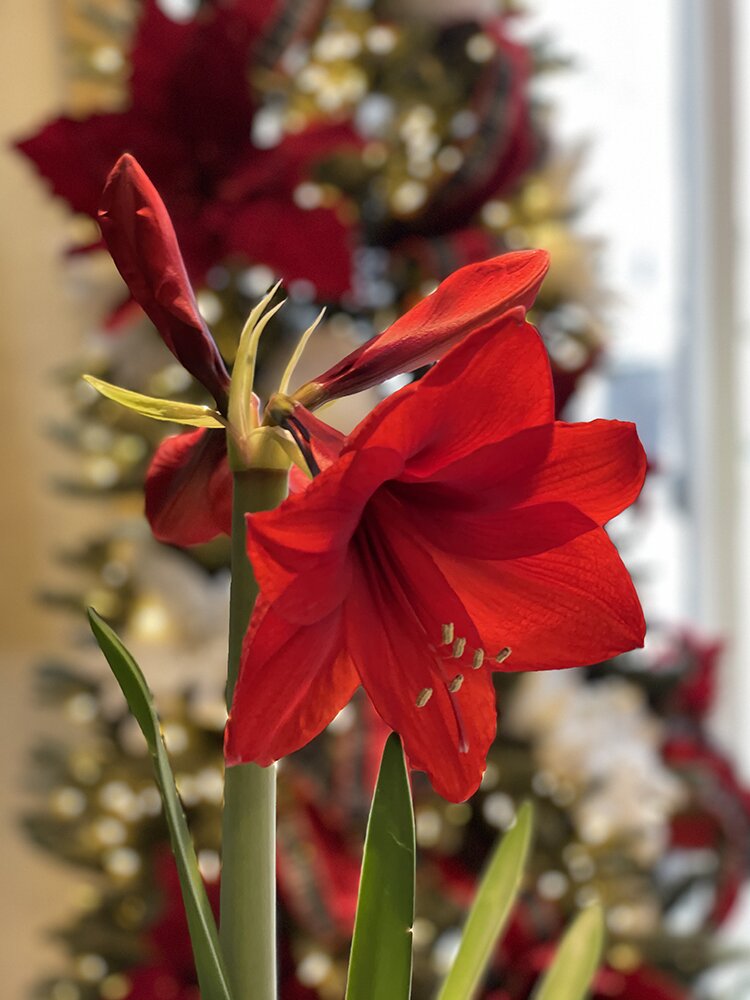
531, 903, 605, 1000
438, 801, 533, 1000
83, 374, 225, 427
345, 733, 415, 1000
87, 609, 234, 1000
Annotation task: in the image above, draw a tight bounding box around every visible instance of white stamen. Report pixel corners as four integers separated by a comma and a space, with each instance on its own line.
472, 649, 485, 670
495, 646, 512, 664
448, 674, 464, 693
416, 687, 433, 708
441, 622, 455, 645
452, 637, 466, 658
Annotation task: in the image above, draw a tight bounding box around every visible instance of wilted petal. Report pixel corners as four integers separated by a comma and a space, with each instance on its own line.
145, 427, 231, 546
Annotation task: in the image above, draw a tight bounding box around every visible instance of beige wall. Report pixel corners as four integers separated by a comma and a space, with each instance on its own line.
0, 3, 103, 996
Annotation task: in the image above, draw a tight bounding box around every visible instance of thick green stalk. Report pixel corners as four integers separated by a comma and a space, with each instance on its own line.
221, 467, 288, 1000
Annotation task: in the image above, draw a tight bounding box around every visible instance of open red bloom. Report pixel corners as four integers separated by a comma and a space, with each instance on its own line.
17, 0, 356, 299
226, 311, 646, 801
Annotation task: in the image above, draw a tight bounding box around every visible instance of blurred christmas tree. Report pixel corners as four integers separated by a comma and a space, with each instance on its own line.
16, 2, 750, 998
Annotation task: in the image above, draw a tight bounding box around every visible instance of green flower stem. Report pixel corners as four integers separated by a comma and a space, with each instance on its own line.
221, 466, 288, 1000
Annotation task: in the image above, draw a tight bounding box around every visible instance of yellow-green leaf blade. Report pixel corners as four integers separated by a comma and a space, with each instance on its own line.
438, 801, 534, 1000
87, 609, 233, 1000
532, 904, 605, 1000
345, 733, 415, 1000
83, 374, 224, 427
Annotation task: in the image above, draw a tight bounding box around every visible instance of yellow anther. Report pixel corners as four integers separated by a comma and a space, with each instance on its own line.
452, 637, 466, 658
472, 649, 485, 670
495, 647, 512, 664
416, 687, 433, 708
448, 674, 464, 693
441, 622, 455, 645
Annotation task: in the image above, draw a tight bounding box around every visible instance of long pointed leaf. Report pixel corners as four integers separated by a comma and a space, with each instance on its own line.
438, 801, 534, 1000
345, 733, 415, 1000
87, 609, 233, 1000
532, 903, 605, 1000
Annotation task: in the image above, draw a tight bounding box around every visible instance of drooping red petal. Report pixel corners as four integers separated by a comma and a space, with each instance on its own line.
99, 154, 231, 407
431, 527, 645, 671
145, 428, 231, 546
296, 249, 549, 405
345, 510, 497, 802
246, 447, 403, 623
225, 600, 358, 767
346, 312, 554, 478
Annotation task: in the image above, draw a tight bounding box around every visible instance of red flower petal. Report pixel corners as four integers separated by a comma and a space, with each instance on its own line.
99, 154, 231, 407
247, 448, 403, 623
299, 249, 549, 404
225, 600, 358, 766
346, 517, 497, 802
403, 499, 597, 560
505, 420, 647, 525
347, 313, 554, 477
431, 527, 645, 670
145, 428, 231, 546
409, 419, 646, 529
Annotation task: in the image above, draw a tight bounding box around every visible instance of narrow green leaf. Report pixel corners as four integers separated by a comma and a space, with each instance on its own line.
532, 904, 605, 1000
87, 609, 233, 1000
438, 801, 534, 1000
83, 374, 224, 427
345, 733, 415, 1000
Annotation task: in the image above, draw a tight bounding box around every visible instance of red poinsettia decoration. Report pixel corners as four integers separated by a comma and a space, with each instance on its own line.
17, 0, 357, 299
226, 310, 647, 801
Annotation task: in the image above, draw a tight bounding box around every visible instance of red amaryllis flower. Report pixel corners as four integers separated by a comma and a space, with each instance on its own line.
226, 310, 646, 801
16, 0, 356, 300
101, 152, 548, 547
